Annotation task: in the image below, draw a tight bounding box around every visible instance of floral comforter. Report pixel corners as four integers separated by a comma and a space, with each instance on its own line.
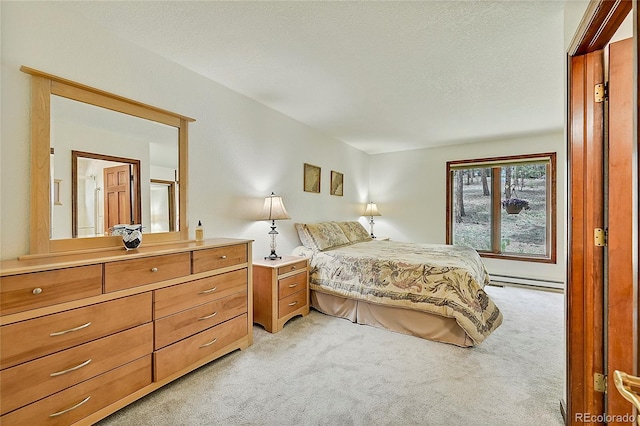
304, 240, 503, 344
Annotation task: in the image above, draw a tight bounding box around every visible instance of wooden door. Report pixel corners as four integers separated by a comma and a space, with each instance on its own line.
607, 36, 636, 422
567, 48, 606, 424
104, 164, 132, 230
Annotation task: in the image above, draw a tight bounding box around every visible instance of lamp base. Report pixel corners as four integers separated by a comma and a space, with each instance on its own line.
265, 250, 282, 261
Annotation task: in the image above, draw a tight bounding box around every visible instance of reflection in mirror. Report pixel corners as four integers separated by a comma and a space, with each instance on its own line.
72, 151, 142, 238
150, 180, 177, 233
50, 95, 179, 240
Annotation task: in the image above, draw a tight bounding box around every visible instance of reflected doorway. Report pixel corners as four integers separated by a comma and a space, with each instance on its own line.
150, 179, 176, 233
72, 151, 141, 238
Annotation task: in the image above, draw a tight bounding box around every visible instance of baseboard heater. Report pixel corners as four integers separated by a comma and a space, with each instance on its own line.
488, 274, 564, 290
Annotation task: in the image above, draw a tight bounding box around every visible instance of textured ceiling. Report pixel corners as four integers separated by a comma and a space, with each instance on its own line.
59, 1, 566, 154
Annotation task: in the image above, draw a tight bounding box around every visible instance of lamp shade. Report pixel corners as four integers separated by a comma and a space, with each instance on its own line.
364, 202, 381, 217
258, 192, 291, 221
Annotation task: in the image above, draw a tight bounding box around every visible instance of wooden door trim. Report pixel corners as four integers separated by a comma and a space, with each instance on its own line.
569, 0, 632, 56
566, 1, 638, 425
567, 50, 606, 424
607, 36, 636, 420
634, 0, 639, 381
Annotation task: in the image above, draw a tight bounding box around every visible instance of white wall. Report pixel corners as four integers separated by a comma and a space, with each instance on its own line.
369, 131, 566, 284
0, 2, 370, 260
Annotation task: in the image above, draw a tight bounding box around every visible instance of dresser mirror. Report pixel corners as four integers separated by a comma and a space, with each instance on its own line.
23, 66, 194, 254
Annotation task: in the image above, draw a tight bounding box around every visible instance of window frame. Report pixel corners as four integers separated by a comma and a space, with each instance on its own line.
445, 152, 557, 264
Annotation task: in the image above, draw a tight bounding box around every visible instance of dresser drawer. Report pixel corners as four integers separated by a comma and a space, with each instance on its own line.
154, 269, 247, 319
278, 272, 307, 300
0, 323, 152, 416
104, 253, 190, 292
154, 314, 247, 381
155, 291, 247, 349
1, 265, 103, 316
277, 260, 307, 276
0, 293, 152, 369
192, 244, 247, 274
278, 290, 307, 319
1, 355, 152, 425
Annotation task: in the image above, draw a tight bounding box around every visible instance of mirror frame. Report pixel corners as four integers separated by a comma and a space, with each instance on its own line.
22, 66, 194, 254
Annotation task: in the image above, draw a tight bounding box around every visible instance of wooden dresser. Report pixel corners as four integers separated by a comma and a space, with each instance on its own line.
0, 238, 252, 425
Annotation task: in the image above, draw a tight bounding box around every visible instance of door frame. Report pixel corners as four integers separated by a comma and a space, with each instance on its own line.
71, 150, 141, 237
567, 47, 606, 423
566, 0, 637, 424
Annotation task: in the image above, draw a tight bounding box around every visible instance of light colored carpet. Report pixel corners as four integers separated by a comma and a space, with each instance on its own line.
98, 285, 564, 426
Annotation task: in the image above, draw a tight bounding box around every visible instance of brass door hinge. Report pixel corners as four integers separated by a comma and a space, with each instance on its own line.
594, 372, 607, 393
594, 228, 607, 247
595, 83, 608, 103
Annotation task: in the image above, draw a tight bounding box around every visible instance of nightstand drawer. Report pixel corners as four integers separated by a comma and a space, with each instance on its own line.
1, 355, 152, 425
154, 269, 247, 319
154, 314, 248, 381
154, 291, 247, 349
0, 323, 153, 416
1, 265, 103, 316
0, 293, 152, 369
192, 244, 247, 274
277, 260, 307, 276
278, 290, 307, 319
278, 272, 307, 300
104, 253, 190, 292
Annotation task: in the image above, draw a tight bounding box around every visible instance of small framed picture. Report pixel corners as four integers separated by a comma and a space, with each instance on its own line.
330, 171, 343, 196
304, 163, 321, 193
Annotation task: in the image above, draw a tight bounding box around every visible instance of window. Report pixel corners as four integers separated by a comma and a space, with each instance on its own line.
446, 153, 556, 263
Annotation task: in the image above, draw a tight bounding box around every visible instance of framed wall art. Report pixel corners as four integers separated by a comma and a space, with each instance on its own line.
303, 163, 321, 193
330, 171, 343, 196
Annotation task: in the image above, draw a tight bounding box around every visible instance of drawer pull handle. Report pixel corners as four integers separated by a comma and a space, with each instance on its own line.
220, 255, 227, 259
50, 322, 92, 337
32, 287, 43, 295
49, 396, 91, 417
288, 301, 298, 307
199, 311, 218, 320
200, 337, 218, 348
151, 267, 158, 272
199, 286, 218, 294
288, 283, 299, 288
291, 266, 297, 270
50, 358, 93, 377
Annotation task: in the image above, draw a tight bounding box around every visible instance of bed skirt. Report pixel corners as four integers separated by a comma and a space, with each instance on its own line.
311, 290, 474, 347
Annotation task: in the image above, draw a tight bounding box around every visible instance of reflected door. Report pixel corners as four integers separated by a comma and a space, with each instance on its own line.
104, 164, 132, 230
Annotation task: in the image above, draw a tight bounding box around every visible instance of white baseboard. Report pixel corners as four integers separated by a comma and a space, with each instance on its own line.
489, 274, 564, 291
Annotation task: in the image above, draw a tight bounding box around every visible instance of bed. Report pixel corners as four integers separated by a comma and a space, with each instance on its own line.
292, 221, 503, 347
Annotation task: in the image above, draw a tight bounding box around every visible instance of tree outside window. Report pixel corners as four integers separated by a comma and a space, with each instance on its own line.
446, 153, 556, 263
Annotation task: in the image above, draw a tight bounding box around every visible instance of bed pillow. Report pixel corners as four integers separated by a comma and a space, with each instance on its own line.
336, 221, 372, 243
295, 222, 350, 251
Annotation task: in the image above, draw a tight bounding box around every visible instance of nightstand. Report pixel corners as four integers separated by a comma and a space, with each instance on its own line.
252, 256, 310, 333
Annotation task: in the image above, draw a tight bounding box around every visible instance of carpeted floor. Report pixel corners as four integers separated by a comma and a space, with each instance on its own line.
98, 285, 565, 426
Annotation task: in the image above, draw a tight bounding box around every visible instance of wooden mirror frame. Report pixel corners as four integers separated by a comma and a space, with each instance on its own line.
22, 66, 194, 255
